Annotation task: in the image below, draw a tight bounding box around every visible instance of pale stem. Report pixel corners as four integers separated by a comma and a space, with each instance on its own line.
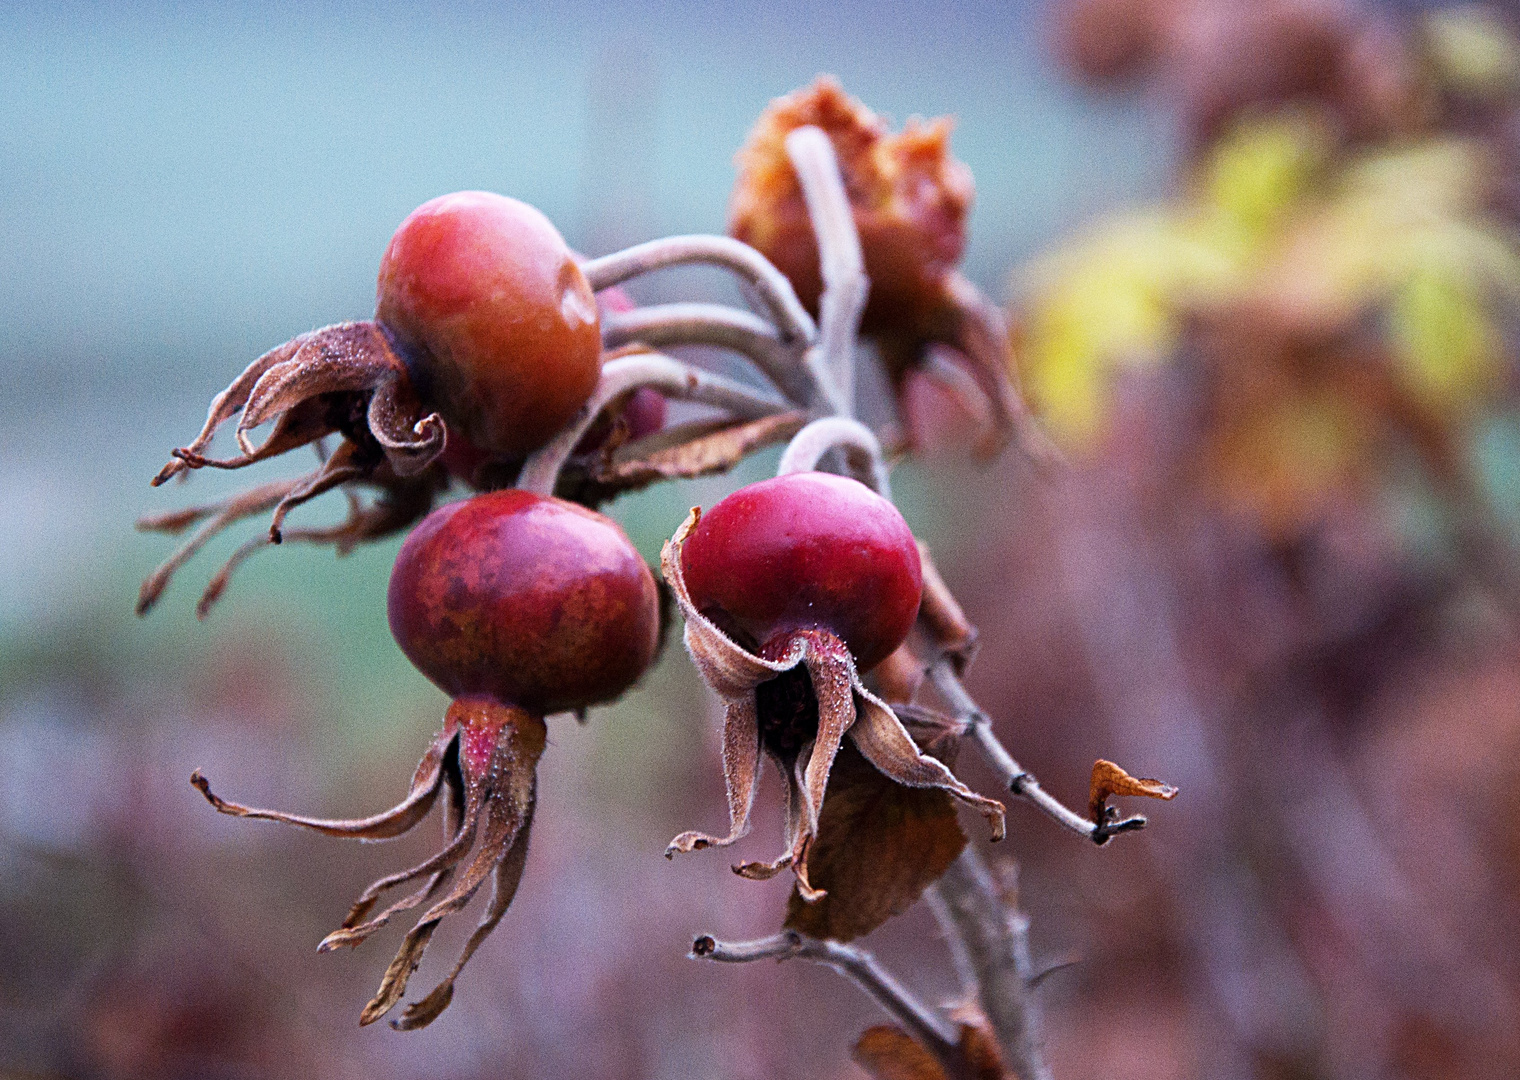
582, 235, 818, 350
517, 353, 790, 496
786, 125, 868, 416
927, 659, 1147, 844
691, 931, 961, 1063
776, 416, 892, 499
929, 854, 1054, 1080
600, 301, 820, 407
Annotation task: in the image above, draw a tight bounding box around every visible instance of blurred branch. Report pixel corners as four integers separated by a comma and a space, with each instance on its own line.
929, 852, 1053, 1080
691, 931, 961, 1064
928, 659, 1149, 844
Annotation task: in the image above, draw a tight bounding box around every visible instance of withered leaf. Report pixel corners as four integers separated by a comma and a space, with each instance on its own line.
853, 1016, 1009, 1080
594, 410, 808, 488
784, 740, 966, 942
1089, 758, 1178, 823
853, 1025, 950, 1080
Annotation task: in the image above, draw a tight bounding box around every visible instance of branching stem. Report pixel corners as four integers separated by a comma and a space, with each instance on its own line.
582, 236, 818, 350
600, 302, 819, 406
518, 352, 789, 496
691, 931, 961, 1063
928, 659, 1148, 844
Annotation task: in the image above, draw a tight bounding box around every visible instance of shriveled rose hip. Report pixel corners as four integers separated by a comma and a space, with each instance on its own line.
728, 78, 1043, 461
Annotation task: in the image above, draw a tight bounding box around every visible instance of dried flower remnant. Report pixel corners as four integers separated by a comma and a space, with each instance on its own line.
661, 473, 1004, 901
730, 77, 1044, 460
140, 191, 602, 613
193, 490, 659, 1028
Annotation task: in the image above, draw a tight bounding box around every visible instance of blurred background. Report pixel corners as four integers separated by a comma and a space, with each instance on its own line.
4, 1, 1519, 1077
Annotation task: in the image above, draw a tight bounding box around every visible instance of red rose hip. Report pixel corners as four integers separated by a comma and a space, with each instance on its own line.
678, 472, 922, 673
389, 489, 660, 714
192, 489, 659, 1031
378, 191, 602, 456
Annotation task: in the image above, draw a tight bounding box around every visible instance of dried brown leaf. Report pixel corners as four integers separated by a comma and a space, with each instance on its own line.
783, 740, 966, 942
1089, 758, 1179, 823
853, 1025, 950, 1080
596, 410, 809, 488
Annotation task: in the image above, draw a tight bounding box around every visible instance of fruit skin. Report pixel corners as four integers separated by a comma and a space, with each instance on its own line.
679, 473, 922, 672
376, 191, 602, 457
388, 490, 660, 714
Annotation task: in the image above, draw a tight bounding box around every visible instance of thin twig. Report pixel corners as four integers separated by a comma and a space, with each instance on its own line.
691, 931, 961, 1065
776, 415, 892, 499
928, 659, 1147, 844
582, 235, 818, 351
600, 301, 819, 406
786, 126, 867, 415
518, 352, 790, 496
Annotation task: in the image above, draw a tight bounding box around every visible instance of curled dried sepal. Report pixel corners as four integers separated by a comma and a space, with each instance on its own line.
662, 509, 1003, 898
192, 696, 544, 1030
1089, 758, 1179, 827
153, 321, 443, 487
136, 462, 443, 618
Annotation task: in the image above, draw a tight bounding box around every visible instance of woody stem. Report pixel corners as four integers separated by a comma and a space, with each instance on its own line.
691, 932, 962, 1068
928, 659, 1148, 844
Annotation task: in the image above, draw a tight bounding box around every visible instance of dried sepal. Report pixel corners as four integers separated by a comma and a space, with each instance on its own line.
1089, 758, 1179, 825
662, 509, 1004, 900
193, 697, 545, 1030
915, 541, 978, 670
153, 321, 442, 486
136, 460, 443, 618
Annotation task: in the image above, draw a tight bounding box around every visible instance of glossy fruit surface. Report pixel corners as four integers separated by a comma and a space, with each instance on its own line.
389, 490, 659, 714
376, 191, 602, 456
680, 473, 922, 672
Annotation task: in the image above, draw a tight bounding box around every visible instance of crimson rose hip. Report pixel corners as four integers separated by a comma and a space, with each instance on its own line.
389, 489, 660, 713
192, 490, 659, 1031
663, 471, 1003, 900
679, 472, 922, 673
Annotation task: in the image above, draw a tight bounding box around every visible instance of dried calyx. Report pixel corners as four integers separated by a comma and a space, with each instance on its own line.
730, 77, 1046, 461
193, 490, 660, 1028
661, 473, 1004, 908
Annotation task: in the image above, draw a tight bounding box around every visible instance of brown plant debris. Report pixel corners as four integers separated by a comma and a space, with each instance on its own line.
1088, 758, 1179, 826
